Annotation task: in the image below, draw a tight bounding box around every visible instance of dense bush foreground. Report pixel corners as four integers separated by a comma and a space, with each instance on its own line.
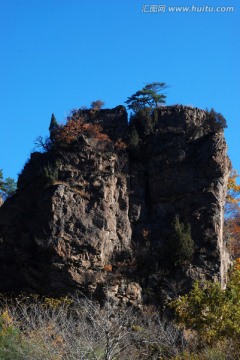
0, 294, 186, 360
1, 263, 240, 360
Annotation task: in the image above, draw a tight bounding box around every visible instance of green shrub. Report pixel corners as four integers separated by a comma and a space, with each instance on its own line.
40, 161, 59, 186
0, 307, 62, 360
165, 215, 194, 268
206, 108, 227, 132
129, 107, 157, 138
0, 310, 22, 360
170, 262, 240, 348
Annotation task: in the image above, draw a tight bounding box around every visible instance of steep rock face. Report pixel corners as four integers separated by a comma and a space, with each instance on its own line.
129, 106, 231, 299
0, 106, 134, 299
0, 105, 231, 305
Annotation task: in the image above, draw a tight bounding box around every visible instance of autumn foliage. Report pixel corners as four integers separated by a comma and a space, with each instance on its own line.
226, 170, 240, 205
103, 264, 112, 272
114, 138, 127, 150
53, 116, 110, 146
224, 170, 240, 259
225, 212, 240, 258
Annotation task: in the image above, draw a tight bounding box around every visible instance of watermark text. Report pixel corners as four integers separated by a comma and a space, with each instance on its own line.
142, 4, 235, 13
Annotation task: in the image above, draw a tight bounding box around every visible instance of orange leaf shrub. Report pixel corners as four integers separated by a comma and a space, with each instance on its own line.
114, 138, 128, 150
103, 265, 112, 272
53, 115, 110, 146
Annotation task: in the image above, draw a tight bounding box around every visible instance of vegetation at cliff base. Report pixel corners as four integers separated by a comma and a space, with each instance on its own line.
170, 259, 240, 357
1, 268, 240, 360
0, 294, 187, 360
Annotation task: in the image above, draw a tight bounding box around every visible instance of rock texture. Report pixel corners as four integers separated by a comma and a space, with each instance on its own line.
0, 105, 231, 306
129, 106, 231, 299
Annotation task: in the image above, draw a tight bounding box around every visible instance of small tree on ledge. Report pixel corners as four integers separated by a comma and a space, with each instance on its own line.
165, 215, 194, 268
125, 82, 168, 112
49, 113, 59, 141
91, 100, 105, 111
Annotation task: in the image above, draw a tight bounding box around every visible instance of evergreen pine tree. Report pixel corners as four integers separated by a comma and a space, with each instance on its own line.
125, 82, 168, 112
49, 113, 59, 141
166, 215, 194, 267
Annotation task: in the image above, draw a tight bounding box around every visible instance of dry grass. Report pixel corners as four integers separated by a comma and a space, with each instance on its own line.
0, 294, 238, 360
0, 294, 188, 360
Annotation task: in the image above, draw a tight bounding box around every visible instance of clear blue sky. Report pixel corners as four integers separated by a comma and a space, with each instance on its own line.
0, 0, 239, 181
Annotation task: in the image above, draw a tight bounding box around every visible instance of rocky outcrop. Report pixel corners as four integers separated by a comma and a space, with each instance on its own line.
0, 105, 231, 306
129, 106, 231, 299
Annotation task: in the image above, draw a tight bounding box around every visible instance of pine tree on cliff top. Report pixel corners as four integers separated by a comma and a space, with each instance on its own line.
49, 113, 59, 141
125, 82, 168, 112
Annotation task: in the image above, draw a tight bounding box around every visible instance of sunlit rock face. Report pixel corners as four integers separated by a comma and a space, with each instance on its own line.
0, 105, 231, 306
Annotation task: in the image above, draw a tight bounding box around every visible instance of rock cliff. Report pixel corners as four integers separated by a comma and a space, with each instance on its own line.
0, 105, 231, 306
